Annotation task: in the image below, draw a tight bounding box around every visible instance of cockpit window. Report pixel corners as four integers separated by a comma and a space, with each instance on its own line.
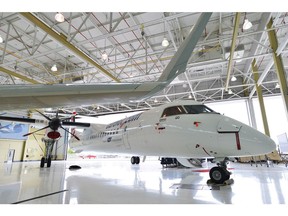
183, 105, 215, 114
161, 106, 186, 117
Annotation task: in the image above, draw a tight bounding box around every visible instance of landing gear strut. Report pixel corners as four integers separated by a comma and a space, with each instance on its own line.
131, 156, 140, 165
40, 138, 56, 168
209, 158, 231, 184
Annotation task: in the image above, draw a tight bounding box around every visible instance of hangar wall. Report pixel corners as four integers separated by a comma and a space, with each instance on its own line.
207, 96, 288, 143
23, 127, 45, 161
0, 126, 71, 163
0, 127, 45, 162
0, 139, 25, 162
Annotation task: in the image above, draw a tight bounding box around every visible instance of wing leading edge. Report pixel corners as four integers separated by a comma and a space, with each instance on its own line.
0, 13, 212, 111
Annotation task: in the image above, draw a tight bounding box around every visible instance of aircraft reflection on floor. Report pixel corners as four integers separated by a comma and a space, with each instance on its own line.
1, 159, 288, 204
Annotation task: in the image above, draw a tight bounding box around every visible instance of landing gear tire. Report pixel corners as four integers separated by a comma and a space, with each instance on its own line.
135, 156, 140, 164
40, 157, 45, 168
131, 157, 135, 164
209, 166, 230, 184
47, 156, 52, 167
131, 156, 140, 165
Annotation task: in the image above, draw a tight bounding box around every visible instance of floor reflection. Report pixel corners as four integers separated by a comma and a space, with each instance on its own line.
0, 159, 288, 204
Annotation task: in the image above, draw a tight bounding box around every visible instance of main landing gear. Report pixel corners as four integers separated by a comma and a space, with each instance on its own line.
40, 138, 56, 168
208, 157, 232, 184
131, 156, 140, 165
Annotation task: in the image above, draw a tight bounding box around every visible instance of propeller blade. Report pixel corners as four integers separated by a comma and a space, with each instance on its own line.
60, 126, 80, 141
0, 116, 36, 124
23, 125, 50, 137
62, 121, 90, 128
35, 110, 51, 121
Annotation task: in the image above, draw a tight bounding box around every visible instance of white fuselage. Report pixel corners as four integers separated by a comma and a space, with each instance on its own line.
70, 100, 276, 159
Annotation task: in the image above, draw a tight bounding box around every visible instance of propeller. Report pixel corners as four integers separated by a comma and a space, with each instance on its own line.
0, 110, 90, 140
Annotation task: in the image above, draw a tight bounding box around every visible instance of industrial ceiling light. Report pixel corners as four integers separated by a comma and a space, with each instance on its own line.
102, 38, 108, 60
162, 21, 169, 47
162, 37, 169, 47
55, 13, 65, 23
51, 64, 57, 72
275, 83, 280, 89
231, 76, 237, 82
0, 35, 3, 43
228, 89, 233, 95
243, 19, 252, 30
102, 52, 108, 60
235, 52, 242, 63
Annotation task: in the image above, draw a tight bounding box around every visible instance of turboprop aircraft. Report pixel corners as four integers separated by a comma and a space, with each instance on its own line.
0, 13, 211, 111
0, 99, 277, 183
0, 111, 90, 167
69, 100, 276, 184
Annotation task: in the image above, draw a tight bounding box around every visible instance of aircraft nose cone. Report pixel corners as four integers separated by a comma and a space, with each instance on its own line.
239, 124, 276, 155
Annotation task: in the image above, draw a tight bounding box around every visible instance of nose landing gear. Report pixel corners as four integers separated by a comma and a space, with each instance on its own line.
131, 156, 140, 165
40, 138, 56, 168
208, 158, 233, 185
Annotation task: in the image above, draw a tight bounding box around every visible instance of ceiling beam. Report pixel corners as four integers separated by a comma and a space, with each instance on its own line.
224, 12, 241, 91
0, 67, 42, 84
20, 12, 120, 83
243, 13, 271, 78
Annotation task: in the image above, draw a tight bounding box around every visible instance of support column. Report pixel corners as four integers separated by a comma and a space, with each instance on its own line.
251, 59, 270, 137
267, 18, 288, 122
246, 98, 257, 129
225, 12, 241, 91
251, 59, 281, 162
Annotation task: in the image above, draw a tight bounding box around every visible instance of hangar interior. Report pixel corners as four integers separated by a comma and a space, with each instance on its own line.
1, 12, 288, 160
1, 11, 288, 204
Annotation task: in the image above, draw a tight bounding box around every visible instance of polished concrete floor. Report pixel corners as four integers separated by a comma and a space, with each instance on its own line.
1, 156, 288, 205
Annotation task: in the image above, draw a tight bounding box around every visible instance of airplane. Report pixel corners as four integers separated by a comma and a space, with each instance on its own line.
69, 99, 276, 184
0, 99, 277, 184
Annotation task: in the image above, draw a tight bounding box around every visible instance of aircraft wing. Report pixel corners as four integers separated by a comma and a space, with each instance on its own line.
0, 82, 163, 110
0, 13, 212, 111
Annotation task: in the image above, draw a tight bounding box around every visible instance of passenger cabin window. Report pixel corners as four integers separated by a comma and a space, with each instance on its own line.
161, 106, 186, 117
183, 105, 215, 114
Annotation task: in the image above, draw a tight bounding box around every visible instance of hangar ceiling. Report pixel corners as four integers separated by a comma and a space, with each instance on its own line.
0, 12, 288, 116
